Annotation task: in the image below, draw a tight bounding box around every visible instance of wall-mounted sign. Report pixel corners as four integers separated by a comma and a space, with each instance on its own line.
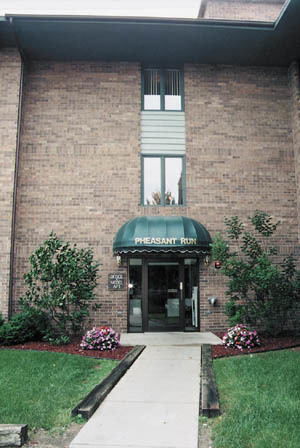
134, 237, 197, 245
108, 273, 126, 290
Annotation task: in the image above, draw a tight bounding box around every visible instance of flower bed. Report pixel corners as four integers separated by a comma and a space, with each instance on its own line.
212, 332, 300, 359
81, 326, 120, 351
222, 324, 261, 351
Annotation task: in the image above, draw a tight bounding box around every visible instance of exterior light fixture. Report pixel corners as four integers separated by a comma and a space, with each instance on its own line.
208, 297, 217, 306
215, 261, 221, 269
204, 255, 211, 266
116, 255, 122, 267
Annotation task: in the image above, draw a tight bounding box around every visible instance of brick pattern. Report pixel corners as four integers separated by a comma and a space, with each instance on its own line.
8, 59, 300, 334
184, 63, 299, 331
0, 49, 21, 320
203, 0, 284, 22
13, 61, 141, 332
289, 62, 300, 242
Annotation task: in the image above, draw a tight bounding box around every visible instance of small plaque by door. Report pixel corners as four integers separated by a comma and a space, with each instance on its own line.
108, 273, 125, 290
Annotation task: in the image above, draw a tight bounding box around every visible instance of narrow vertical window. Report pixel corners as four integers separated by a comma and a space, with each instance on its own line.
165, 157, 183, 205
143, 69, 161, 110
164, 69, 181, 110
143, 157, 161, 205
129, 259, 143, 332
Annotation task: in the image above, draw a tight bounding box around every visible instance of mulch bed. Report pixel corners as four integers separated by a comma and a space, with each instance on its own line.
212, 332, 300, 359
2, 334, 300, 360
0, 339, 134, 360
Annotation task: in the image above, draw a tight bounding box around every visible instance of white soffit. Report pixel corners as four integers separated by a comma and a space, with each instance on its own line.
0, 0, 201, 19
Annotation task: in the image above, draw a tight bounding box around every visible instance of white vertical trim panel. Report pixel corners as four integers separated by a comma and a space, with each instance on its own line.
141, 111, 186, 155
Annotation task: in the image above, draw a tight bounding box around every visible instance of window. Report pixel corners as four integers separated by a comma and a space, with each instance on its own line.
142, 68, 183, 111
142, 155, 185, 206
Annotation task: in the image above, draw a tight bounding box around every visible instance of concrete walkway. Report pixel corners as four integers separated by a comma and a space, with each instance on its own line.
70, 332, 221, 448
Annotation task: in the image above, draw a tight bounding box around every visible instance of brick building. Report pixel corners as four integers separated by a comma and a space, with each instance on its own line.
0, 0, 300, 333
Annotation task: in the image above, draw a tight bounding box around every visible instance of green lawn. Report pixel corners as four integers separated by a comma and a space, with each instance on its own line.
0, 349, 118, 431
213, 350, 300, 448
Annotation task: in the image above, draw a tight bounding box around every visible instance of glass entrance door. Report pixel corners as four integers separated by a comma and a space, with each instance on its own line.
184, 258, 199, 331
128, 257, 200, 332
147, 261, 181, 331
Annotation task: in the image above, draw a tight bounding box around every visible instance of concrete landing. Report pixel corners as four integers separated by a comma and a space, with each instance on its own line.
120, 331, 222, 346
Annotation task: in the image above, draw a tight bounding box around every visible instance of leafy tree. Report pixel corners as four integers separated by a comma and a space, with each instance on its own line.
19, 232, 100, 342
211, 211, 300, 335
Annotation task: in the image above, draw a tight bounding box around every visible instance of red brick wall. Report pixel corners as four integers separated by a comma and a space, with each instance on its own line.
10, 59, 300, 334
184, 63, 298, 331
13, 61, 141, 332
289, 62, 300, 242
0, 49, 21, 320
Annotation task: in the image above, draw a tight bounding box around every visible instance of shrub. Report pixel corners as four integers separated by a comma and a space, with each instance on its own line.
222, 324, 261, 351
0, 308, 50, 346
80, 326, 120, 351
43, 334, 70, 345
19, 231, 100, 342
211, 211, 300, 335
0, 313, 4, 327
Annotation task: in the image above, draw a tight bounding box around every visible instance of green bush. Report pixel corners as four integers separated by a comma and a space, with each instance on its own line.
0, 313, 4, 327
19, 231, 100, 342
0, 308, 50, 345
211, 210, 300, 335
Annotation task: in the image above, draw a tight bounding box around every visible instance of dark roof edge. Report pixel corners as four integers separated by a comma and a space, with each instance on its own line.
274, 0, 291, 29
4, 13, 275, 31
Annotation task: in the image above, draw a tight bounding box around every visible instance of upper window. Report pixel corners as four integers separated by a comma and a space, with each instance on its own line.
142, 69, 183, 111
142, 155, 185, 206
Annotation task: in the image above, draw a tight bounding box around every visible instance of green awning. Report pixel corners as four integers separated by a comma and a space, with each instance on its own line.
113, 216, 212, 255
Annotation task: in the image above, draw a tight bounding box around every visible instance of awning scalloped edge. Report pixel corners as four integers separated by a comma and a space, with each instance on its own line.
113, 248, 210, 255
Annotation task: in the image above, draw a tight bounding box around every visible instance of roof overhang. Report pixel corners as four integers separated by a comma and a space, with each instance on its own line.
0, 0, 299, 66
113, 216, 212, 255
